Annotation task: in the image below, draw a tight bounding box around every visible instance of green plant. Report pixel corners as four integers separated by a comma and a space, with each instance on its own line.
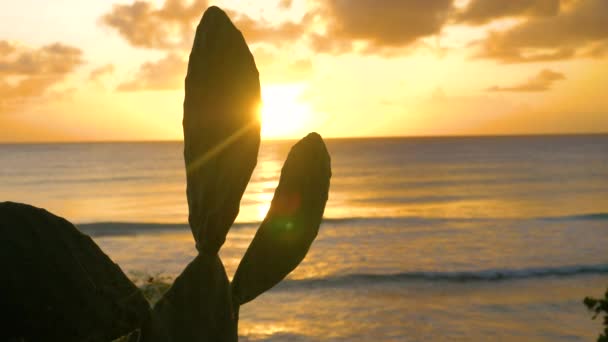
584, 286, 608, 342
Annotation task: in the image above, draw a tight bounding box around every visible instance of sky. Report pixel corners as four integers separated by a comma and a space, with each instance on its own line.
0, 0, 607, 142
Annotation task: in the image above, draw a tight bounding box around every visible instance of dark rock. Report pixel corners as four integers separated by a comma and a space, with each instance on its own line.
231, 133, 331, 305
183, 5, 261, 256
0, 202, 150, 341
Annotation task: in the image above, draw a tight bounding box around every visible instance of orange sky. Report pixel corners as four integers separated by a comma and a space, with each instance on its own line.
1, 0, 607, 142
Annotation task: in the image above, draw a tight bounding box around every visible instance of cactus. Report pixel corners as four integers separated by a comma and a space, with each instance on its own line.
138, 6, 332, 341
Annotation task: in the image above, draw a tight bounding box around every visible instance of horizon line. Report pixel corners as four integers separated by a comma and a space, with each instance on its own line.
1, 131, 607, 145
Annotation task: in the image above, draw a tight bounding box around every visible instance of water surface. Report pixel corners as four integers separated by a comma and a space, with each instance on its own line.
1, 135, 607, 340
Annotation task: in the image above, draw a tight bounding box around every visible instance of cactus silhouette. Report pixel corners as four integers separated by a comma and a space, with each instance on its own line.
145, 7, 331, 340
0, 6, 331, 342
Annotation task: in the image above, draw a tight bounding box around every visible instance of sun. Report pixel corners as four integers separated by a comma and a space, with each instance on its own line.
259, 84, 312, 139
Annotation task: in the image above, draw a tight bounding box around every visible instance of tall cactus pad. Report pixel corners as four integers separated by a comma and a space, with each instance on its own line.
183, 6, 261, 255
232, 133, 331, 305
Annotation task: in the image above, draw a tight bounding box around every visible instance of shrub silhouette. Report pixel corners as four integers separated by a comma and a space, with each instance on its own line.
584, 287, 608, 342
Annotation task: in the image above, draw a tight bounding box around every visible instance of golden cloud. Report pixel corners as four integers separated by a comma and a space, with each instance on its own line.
117, 53, 186, 91
310, 0, 453, 54
102, 0, 208, 50
475, 0, 608, 62
0, 41, 83, 113
254, 46, 314, 83
102, 0, 309, 50
103, 0, 314, 91
227, 10, 310, 46
102, 0, 455, 57
0, 42, 82, 76
89, 64, 115, 81
0, 40, 17, 56
486, 69, 565, 92
456, 0, 559, 25
279, 0, 293, 9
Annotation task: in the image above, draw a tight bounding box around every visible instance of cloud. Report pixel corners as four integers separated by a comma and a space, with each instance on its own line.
0, 40, 83, 113
102, 0, 310, 50
89, 64, 115, 81
0, 42, 83, 76
279, 0, 293, 9
310, 0, 453, 54
456, 0, 560, 25
486, 69, 565, 92
102, 0, 208, 50
117, 53, 186, 91
228, 10, 311, 46
475, 0, 608, 62
289, 58, 312, 73
276, 58, 314, 82
103, 1, 314, 91
583, 41, 608, 58
252, 46, 314, 83
0, 40, 17, 56
102, 0, 456, 56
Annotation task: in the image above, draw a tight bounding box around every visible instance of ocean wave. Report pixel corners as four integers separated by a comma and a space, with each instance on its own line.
277, 264, 608, 289
323, 213, 608, 223
77, 217, 452, 236
77, 212, 608, 236
78, 222, 190, 236
78, 221, 266, 236
540, 213, 608, 221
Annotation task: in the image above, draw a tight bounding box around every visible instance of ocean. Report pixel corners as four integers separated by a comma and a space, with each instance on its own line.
1, 135, 607, 341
